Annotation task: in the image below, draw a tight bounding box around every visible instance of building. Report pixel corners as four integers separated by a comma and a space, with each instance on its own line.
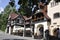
48, 0, 60, 37
6, 12, 25, 36
6, 0, 52, 39
23, 16, 32, 37
32, 1, 51, 39
6, 12, 33, 37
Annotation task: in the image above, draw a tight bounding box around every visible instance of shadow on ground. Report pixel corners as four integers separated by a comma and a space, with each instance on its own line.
3, 39, 27, 40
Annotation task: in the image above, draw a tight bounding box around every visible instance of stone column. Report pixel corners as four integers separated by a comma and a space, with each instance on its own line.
23, 21, 25, 37
9, 27, 11, 34
31, 24, 34, 38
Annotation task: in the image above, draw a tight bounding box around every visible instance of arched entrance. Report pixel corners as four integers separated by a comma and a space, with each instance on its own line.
37, 24, 44, 39
53, 28, 60, 38
50, 28, 60, 40
53, 28, 58, 37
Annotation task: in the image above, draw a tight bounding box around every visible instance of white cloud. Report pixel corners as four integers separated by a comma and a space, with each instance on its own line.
0, 7, 4, 13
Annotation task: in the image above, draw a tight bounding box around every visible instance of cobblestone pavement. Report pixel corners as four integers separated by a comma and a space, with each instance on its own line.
0, 30, 42, 40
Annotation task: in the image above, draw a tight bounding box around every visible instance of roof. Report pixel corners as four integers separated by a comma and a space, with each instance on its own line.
42, 11, 50, 20
23, 16, 32, 20
8, 12, 32, 20
33, 10, 50, 20
8, 12, 19, 20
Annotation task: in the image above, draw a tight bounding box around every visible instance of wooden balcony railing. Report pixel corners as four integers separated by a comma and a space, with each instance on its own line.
32, 17, 44, 22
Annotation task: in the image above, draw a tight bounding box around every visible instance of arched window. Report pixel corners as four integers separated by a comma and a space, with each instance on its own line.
54, 13, 60, 18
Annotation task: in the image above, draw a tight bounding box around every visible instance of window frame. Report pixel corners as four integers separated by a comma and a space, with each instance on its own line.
51, 1, 59, 7
54, 12, 60, 19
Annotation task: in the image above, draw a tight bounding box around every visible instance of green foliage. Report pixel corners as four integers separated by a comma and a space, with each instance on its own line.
0, 0, 52, 31
18, 0, 51, 16
18, 0, 33, 16
0, 0, 16, 31
9, 0, 15, 7
0, 13, 8, 31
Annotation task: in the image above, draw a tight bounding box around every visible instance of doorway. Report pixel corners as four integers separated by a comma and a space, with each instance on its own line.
37, 24, 44, 39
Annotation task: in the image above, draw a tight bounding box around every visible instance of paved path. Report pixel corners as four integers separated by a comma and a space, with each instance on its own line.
0, 30, 40, 40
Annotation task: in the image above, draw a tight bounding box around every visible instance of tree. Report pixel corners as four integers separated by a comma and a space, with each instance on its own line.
0, 0, 16, 31
9, 0, 15, 7
18, 0, 51, 16
0, 12, 8, 31
9, 0, 17, 13
18, 0, 38, 16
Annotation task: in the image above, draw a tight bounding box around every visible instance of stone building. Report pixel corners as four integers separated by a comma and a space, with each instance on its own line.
48, 0, 60, 37
32, 0, 51, 39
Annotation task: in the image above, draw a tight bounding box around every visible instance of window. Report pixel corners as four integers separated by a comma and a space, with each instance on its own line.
51, 1, 58, 7
16, 19, 19, 23
11, 21, 14, 24
19, 20, 22, 23
20, 20, 24, 24
51, 2, 53, 7
54, 13, 60, 18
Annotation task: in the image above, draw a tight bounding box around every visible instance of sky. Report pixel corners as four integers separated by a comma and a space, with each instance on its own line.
0, 0, 19, 13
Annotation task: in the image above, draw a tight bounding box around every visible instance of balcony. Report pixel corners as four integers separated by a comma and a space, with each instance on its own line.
32, 17, 47, 24
14, 20, 24, 25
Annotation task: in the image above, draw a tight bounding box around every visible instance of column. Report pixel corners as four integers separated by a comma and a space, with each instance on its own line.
30, 25, 32, 37
23, 21, 25, 37
32, 26, 34, 38
9, 27, 11, 34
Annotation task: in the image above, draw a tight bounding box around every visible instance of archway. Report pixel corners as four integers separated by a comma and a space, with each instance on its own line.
53, 28, 60, 37
37, 24, 44, 39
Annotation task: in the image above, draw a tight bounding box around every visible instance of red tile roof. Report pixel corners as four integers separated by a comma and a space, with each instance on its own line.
9, 12, 19, 20
23, 16, 32, 20
33, 10, 50, 20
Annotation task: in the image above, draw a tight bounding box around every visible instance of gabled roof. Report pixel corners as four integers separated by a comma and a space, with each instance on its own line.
8, 12, 32, 20
8, 12, 19, 20
23, 16, 32, 20
33, 9, 50, 20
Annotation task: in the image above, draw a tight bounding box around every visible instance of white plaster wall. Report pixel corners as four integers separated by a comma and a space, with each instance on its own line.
34, 21, 48, 34
48, 0, 60, 25
13, 26, 24, 32
9, 27, 11, 34
48, 0, 60, 36
49, 24, 57, 36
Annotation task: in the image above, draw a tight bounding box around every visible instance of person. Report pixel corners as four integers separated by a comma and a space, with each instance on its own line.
39, 27, 43, 39
57, 28, 60, 40
45, 30, 49, 40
